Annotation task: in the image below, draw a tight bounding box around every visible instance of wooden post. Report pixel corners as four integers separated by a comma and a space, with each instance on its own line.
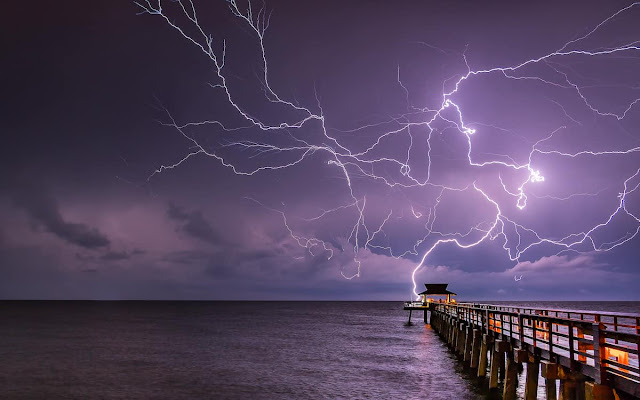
499, 346, 506, 379
557, 366, 586, 400
441, 317, 447, 339
584, 382, 616, 400
503, 351, 518, 400
449, 318, 455, 346
542, 361, 558, 400
447, 316, 452, 338
568, 320, 575, 363
577, 325, 587, 362
452, 319, 458, 346
440, 314, 449, 337
524, 355, 540, 400
547, 378, 557, 400
443, 316, 449, 341
457, 323, 467, 356
470, 329, 481, 369
464, 325, 473, 364
408, 309, 412, 324
477, 334, 491, 377
559, 379, 577, 400
452, 320, 459, 349
490, 340, 508, 389
489, 347, 500, 389
518, 313, 525, 345
548, 319, 554, 354
592, 322, 606, 385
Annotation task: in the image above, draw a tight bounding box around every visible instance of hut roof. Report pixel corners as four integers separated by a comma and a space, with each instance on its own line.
418, 283, 457, 296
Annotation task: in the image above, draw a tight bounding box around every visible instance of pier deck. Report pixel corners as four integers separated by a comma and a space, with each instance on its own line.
403, 301, 430, 310
422, 302, 640, 398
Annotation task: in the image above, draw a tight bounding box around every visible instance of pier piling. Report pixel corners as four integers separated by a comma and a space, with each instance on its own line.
448, 317, 455, 346
495, 340, 509, 380
503, 350, 519, 400
470, 329, 481, 369
557, 366, 587, 400
457, 323, 467, 356
546, 378, 558, 400
489, 340, 505, 389
524, 354, 539, 400
477, 334, 491, 377
584, 382, 616, 400
464, 326, 473, 364
542, 361, 558, 400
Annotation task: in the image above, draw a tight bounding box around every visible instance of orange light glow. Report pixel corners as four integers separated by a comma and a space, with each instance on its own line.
490, 319, 502, 334
534, 321, 549, 341
606, 348, 630, 365
606, 348, 630, 374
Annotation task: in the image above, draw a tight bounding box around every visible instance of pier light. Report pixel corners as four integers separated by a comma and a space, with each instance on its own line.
606, 348, 630, 373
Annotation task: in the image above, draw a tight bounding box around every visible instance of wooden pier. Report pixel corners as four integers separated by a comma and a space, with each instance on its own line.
411, 301, 640, 399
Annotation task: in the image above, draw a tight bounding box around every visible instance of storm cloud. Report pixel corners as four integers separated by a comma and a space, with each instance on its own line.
1, 0, 639, 300
167, 203, 224, 246
10, 181, 110, 249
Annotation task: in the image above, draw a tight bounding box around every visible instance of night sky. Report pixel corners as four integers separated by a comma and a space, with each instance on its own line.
2, 1, 639, 300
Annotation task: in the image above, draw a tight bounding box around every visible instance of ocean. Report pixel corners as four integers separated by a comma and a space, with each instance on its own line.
1, 301, 639, 399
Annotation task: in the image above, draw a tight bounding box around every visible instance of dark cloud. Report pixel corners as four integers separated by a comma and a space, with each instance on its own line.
162, 249, 238, 278
76, 249, 146, 263
10, 181, 110, 249
99, 249, 145, 261
75, 253, 96, 262
166, 203, 223, 245
163, 250, 215, 265
100, 251, 132, 261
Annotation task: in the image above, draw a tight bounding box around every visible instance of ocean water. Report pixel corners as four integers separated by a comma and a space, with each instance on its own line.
1, 301, 638, 399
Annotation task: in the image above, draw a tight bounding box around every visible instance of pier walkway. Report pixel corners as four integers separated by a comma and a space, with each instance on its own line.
413, 302, 640, 399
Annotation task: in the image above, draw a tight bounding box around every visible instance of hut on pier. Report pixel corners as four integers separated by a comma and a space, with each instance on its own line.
418, 283, 457, 304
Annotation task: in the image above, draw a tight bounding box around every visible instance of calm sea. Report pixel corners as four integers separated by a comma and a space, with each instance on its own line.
1, 301, 638, 399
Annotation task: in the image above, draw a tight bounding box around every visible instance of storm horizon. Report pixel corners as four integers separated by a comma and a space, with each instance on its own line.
3, 0, 640, 301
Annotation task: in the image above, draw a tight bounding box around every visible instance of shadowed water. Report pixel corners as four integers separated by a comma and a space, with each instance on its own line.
1, 301, 638, 399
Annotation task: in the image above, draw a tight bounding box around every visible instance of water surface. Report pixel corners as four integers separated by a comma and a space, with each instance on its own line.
1, 301, 638, 399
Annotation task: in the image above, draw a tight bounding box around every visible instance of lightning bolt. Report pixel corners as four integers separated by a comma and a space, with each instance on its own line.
136, 1, 640, 298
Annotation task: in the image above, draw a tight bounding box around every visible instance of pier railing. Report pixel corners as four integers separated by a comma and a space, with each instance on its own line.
432, 302, 640, 396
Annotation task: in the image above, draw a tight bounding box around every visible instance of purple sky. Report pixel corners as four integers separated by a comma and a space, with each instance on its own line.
2, 0, 640, 300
